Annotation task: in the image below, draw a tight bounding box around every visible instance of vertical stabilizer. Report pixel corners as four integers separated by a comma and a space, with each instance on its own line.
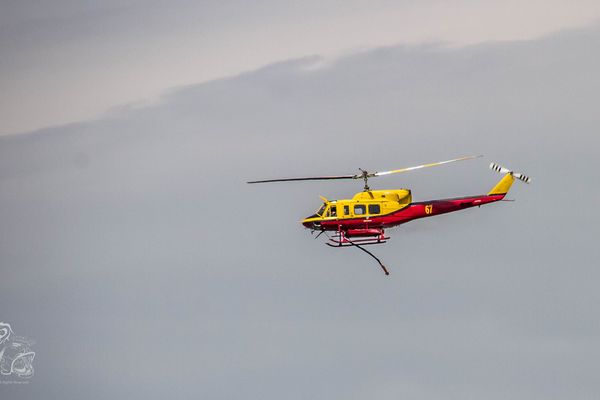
488, 162, 530, 195
488, 173, 515, 195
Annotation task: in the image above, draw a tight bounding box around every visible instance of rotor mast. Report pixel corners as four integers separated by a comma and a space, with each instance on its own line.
358, 169, 371, 191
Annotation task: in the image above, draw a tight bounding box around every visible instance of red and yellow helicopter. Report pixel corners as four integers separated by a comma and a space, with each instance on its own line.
248, 156, 530, 275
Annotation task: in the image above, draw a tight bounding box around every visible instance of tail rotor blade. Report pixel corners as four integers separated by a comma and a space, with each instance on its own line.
513, 173, 531, 184
489, 162, 511, 174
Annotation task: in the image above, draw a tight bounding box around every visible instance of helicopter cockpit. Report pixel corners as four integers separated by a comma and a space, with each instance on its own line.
321, 203, 337, 217
307, 202, 337, 219
316, 203, 327, 216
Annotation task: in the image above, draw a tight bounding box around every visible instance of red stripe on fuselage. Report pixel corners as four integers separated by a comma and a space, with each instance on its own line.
317, 193, 505, 231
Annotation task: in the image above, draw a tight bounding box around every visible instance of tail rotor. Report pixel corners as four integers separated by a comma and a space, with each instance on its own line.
489, 162, 531, 184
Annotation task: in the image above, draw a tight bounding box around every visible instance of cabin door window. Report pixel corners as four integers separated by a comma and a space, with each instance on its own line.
368, 204, 381, 215
354, 204, 366, 215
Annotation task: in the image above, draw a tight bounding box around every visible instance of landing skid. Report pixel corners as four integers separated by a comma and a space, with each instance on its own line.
327, 230, 389, 246
327, 236, 389, 246
325, 229, 390, 276
325, 241, 386, 247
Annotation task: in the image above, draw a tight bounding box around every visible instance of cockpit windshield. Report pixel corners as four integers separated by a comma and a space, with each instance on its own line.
316, 204, 328, 216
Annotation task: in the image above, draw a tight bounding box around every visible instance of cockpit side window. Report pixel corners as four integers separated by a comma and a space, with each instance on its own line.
329, 206, 337, 217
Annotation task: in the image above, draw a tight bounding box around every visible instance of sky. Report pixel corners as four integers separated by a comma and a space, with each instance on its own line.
2, 0, 600, 135
1, 2, 600, 399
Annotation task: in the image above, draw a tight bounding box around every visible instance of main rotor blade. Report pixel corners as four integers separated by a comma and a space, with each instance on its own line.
373, 155, 482, 177
247, 175, 356, 184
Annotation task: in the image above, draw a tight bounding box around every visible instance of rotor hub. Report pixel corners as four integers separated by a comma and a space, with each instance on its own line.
358, 169, 371, 191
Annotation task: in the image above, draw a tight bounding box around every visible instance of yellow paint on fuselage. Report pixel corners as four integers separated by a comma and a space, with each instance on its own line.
302, 189, 412, 224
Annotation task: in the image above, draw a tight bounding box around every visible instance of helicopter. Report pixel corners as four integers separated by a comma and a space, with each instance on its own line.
247, 156, 530, 275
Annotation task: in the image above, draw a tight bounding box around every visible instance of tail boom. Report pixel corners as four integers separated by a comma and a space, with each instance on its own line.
405, 193, 505, 221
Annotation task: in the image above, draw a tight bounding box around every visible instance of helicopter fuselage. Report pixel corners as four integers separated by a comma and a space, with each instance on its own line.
302, 189, 506, 236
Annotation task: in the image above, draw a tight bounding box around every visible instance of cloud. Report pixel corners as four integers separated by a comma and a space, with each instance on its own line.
2, 1, 600, 134
1, 25, 600, 399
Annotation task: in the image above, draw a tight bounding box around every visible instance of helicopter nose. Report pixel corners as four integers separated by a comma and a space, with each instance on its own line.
302, 217, 321, 229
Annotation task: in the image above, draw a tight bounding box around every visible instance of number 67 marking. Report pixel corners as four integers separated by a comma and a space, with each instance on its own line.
425, 204, 433, 215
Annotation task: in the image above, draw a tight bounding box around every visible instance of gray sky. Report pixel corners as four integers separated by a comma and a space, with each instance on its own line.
2, 0, 600, 135
1, 3, 600, 400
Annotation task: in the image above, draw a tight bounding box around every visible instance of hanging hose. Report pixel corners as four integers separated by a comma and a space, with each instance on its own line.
345, 237, 390, 276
